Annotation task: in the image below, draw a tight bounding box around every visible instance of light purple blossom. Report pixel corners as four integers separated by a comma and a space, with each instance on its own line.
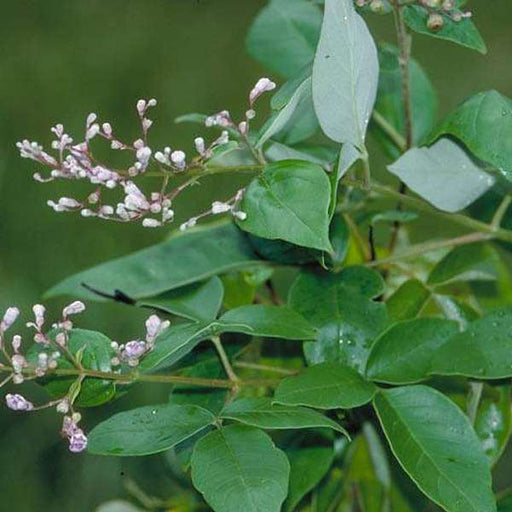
123, 340, 147, 359
6, 393, 34, 411
249, 77, 276, 104
63, 301, 86, 317
68, 431, 88, 453
1, 307, 20, 332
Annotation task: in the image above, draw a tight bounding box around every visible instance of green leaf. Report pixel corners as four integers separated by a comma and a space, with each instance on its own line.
428, 243, 500, 286
271, 64, 312, 110
431, 308, 512, 379
274, 362, 377, 410
365, 318, 459, 384
474, 383, 512, 465
139, 277, 224, 322
431, 90, 512, 180
218, 304, 316, 341
387, 279, 431, 323
388, 138, 495, 213
141, 305, 314, 373
289, 268, 388, 372
374, 386, 496, 512
138, 322, 213, 372
403, 5, 486, 54
191, 425, 290, 512
246, 0, 322, 78
238, 160, 332, 251
247, 234, 319, 265
312, 0, 379, 147
265, 140, 332, 167
284, 447, 334, 512
88, 404, 215, 456
46, 223, 263, 300
257, 78, 314, 148
221, 397, 349, 436
374, 43, 437, 154
30, 329, 116, 407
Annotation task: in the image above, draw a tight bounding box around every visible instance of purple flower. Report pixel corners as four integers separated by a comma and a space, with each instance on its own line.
123, 340, 147, 359
68, 430, 88, 453
5, 393, 34, 411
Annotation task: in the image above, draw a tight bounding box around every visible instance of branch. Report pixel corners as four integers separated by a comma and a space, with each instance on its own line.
0, 365, 278, 390
345, 179, 512, 244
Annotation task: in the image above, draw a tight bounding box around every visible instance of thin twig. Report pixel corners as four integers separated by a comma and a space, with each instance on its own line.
492, 194, 512, 229
368, 232, 492, 268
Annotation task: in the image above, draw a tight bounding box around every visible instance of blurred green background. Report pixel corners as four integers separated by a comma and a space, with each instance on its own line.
0, 1, 511, 510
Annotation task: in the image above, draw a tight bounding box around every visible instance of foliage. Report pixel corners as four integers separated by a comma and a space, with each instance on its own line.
3, 0, 512, 511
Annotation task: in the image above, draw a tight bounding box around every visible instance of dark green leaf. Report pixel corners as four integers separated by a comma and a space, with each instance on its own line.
431, 308, 512, 379
374, 43, 437, 154
313, 0, 379, 147
289, 268, 388, 372
46, 223, 263, 300
428, 243, 500, 286
274, 362, 377, 410
374, 386, 496, 512
140, 277, 224, 322
221, 397, 349, 436
191, 425, 289, 512
247, 234, 319, 265
403, 5, 487, 54
387, 279, 431, 323
366, 318, 459, 384
388, 138, 495, 213
88, 404, 215, 456
284, 447, 334, 512
246, 0, 322, 78
218, 304, 316, 341
431, 90, 512, 180
238, 160, 332, 251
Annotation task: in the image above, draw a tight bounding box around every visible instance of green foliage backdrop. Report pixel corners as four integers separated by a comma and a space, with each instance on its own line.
1, 1, 512, 511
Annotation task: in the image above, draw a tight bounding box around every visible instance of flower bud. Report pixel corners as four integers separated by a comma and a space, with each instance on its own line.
427, 12, 444, 31
369, 0, 385, 14
63, 301, 86, 317
1, 307, 20, 332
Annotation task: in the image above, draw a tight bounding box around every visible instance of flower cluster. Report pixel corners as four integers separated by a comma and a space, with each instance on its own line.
0, 303, 170, 453
17, 77, 277, 231
355, 0, 472, 27
110, 314, 170, 367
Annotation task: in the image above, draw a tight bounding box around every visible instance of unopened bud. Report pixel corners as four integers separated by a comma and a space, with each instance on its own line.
427, 12, 444, 31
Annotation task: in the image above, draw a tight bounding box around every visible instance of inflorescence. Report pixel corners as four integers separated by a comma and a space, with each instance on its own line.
17, 77, 276, 231
0, 304, 170, 453
355, 0, 472, 28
